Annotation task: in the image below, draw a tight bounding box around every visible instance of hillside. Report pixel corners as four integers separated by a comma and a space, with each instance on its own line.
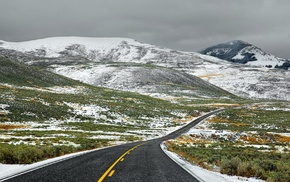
51, 62, 231, 98
1, 56, 229, 164
0, 56, 80, 87
1, 37, 290, 101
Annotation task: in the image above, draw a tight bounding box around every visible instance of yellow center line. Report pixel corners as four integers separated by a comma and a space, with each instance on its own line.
108, 170, 115, 177
120, 158, 124, 162
97, 142, 146, 182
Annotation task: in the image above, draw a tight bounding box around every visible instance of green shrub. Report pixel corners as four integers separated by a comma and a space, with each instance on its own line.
267, 172, 290, 182
259, 160, 277, 171
220, 156, 241, 175
237, 162, 256, 177
0, 140, 109, 164
167, 143, 290, 181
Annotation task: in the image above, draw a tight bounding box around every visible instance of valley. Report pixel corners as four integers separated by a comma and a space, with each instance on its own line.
0, 56, 233, 165
0, 37, 289, 182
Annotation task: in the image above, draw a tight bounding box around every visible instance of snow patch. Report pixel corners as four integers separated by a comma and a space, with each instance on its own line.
0, 104, 9, 114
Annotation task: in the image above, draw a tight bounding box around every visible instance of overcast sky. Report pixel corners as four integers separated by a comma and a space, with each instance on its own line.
1, 0, 289, 58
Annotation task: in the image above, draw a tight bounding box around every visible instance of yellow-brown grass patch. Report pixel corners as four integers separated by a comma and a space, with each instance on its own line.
208, 103, 241, 108
176, 136, 195, 144
238, 112, 256, 117
198, 74, 224, 80
176, 135, 212, 145
239, 133, 278, 144
0, 124, 27, 130
275, 134, 290, 143
208, 116, 229, 123
231, 123, 249, 127
176, 115, 195, 123
240, 135, 258, 143
124, 98, 137, 101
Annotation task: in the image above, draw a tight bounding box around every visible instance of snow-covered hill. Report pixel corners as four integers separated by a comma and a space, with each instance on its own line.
0, 37, 178, 64
200, 40, 290, 69
1, 37, 290, 101
51, 62, 230, 98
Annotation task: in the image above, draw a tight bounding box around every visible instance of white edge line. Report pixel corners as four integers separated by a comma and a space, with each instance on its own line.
160, 142, 205, 182
159, 109, 227, 182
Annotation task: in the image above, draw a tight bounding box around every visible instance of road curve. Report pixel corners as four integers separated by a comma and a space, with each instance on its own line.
2, 109, 223, 182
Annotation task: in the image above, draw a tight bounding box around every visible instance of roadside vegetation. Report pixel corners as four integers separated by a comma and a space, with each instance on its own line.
167, 141, 290, 181
0, 139, 109, 164
166, 103, 290, 182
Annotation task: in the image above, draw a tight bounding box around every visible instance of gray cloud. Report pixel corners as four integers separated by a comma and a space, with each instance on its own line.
0, 0, 289, 58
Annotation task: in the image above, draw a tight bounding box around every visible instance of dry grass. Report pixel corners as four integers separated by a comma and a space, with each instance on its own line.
239, 133, 290, 144
179, 116, 197, 123
274, 134, 290, 143
198, 74, 224, 80
240, 134, 267, 144
0, 124, 27, 130
236, 110, 256, 117
175, 115, 195, 123
124, 98, 137, 101
208, 103, 241, 108
176, 135, 195, 144
231, 123, 249, 127
176, 135, 212, 145
240, 135, 258, 143
208, 116, 229, 123
0, 85, 8, 89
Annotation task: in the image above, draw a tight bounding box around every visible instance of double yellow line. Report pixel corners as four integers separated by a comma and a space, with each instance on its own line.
97, 142, 146, 182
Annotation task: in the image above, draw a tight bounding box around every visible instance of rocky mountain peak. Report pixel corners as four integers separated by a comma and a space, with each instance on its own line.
200, 40, 290, 69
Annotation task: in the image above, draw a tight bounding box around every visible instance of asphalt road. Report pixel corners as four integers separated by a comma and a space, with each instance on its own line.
2, 110, 223, 182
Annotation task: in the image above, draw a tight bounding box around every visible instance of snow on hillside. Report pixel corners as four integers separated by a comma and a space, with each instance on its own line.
1, 37, 132, 57
1, 37, 290, 101
0, 37, 171, 62
50, 62, 229, 98
184, 55, 290, 100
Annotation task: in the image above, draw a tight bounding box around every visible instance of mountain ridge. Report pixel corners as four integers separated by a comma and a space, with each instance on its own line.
0, 37, 168, 62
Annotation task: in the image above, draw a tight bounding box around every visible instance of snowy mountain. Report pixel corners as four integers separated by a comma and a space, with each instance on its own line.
0, 37, 155, 61
200, 40, 290, 69
0, 37, 290, 101
0, 37, 231, 98
0, 36, 212, 71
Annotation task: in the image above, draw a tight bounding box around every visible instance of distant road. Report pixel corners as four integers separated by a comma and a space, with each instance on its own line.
3, 109, 223, 182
